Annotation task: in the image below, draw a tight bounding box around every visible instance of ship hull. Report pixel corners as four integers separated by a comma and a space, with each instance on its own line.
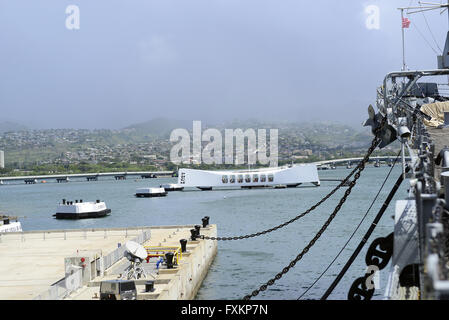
160, 184, 184, 191
135, 193, 167, 197
0, 221, 22, 232
54, 209, 111, 219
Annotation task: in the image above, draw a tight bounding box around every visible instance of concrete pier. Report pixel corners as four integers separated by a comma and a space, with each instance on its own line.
0, 224, 217, 300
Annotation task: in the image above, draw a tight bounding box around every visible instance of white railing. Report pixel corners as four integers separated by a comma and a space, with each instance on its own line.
33, 229, 151, 300
33, 268, 83, 300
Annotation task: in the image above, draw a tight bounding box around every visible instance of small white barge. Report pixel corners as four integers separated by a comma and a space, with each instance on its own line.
160, 183, 184, 191
0, 216, 22, 233
135, 187, 168, 197
53, 199, 111, 219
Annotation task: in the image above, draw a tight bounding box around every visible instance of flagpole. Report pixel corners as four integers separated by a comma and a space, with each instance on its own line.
400, 8, 406, 71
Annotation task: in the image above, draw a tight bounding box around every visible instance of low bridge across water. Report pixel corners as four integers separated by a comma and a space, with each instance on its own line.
0, 171, 176, 184
314, 156, 411, 169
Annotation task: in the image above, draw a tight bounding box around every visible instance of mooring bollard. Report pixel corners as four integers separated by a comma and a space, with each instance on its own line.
165, 252, 174, 269
202, 217, 209, 228
190, 229, 197, 241
180, 239, 187, 252
194, 225, 201, 237
145, 280, 155, 292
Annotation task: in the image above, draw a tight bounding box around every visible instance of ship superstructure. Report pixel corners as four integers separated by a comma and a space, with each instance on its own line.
363, 2, 449, 299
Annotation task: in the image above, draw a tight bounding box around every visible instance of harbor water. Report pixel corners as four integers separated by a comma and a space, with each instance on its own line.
0, 165, 407, 300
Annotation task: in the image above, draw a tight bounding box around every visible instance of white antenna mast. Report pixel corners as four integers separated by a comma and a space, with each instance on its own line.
405, 2, 449, 23
398, 7, 408, 71
398, 2, 449, 71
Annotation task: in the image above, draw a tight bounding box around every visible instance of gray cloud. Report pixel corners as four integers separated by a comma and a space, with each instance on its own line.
0, 0, 446, 129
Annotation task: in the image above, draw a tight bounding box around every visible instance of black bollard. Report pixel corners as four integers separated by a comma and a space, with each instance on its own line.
180, 239, 187, 252
190, 229, 197, 241
202, 217, 208, 228
145, 280, 155, 292
165, 252, 174, 269
195, 225, 201, 237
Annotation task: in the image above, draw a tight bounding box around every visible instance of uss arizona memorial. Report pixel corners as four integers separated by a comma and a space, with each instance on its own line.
178, 164, 320, 190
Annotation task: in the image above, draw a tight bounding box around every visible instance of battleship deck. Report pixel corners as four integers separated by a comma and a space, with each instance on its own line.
0, 225, 217, 300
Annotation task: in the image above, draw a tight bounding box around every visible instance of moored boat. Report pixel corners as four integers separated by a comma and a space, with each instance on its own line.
0, 215, 22, 233
160, 183, 184, 191
135, 187, 168, 197
53, 199, 111, 219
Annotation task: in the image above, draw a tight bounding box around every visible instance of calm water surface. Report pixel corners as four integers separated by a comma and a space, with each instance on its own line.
0, 166, 407, 300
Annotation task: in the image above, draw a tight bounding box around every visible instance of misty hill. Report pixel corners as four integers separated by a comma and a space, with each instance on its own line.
0, 121, 28, 133
0, 118, 386, 169
123, 118, 193, 138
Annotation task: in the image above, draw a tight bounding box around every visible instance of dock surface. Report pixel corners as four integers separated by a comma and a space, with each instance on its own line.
0, 225, 217, 300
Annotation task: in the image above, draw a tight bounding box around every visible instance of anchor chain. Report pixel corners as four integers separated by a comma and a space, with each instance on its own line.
365, 232, 394, 270
200, 119, 384, 242
242, 134, 381, 300
347, 232, 394, 300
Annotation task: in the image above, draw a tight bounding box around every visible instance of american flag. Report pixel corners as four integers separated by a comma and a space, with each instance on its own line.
402, 17, 411, 28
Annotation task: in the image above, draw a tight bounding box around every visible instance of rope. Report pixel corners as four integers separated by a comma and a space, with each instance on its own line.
410, 20, 441, 55
419, 2, 443, 53
296, 151, 400, 300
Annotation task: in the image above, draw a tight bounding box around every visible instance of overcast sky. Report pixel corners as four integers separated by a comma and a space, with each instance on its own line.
0, 0, 448, 129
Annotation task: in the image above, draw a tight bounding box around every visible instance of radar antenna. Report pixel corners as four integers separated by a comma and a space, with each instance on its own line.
121, 241, 155, 280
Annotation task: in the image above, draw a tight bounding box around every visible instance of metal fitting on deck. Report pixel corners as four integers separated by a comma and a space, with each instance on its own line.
194, 225, 201, 237
180, 239, 187, 252
202, 216, 210, 228
145, 280, 155, 292
165, 252, 174, 269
